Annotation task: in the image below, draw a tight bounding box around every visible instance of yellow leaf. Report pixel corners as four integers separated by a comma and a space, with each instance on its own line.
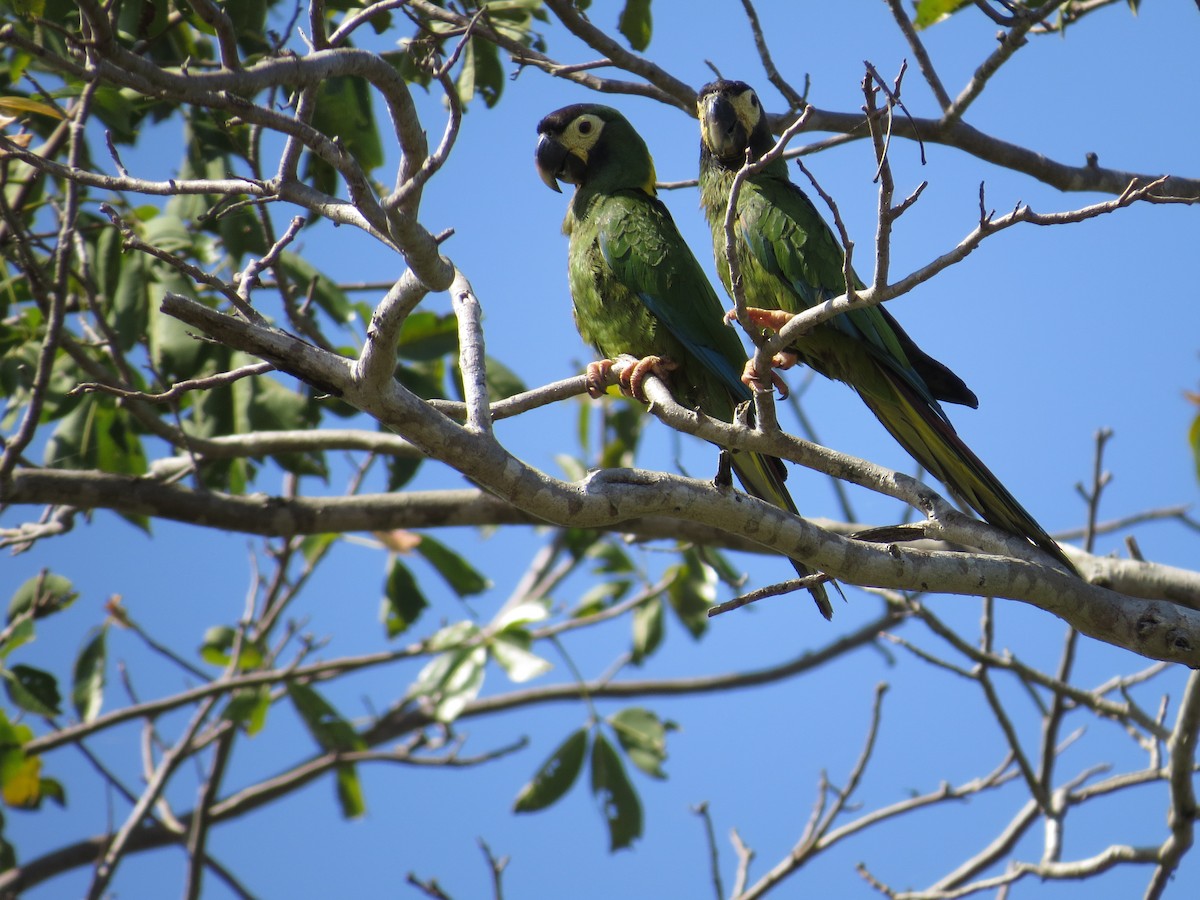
0, 96, 65, 121
2, 754, 42, 809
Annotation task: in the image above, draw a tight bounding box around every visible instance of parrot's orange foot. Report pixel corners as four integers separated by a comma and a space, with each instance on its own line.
585, 359, 615, 398
741, 359, 790, 400
746, 306, 795, 332
622, 355, 678, 402
773, 349, 799, 371
726, 306, 795, 332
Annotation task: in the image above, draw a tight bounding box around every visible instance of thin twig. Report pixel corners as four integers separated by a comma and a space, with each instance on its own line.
692, 802, 724, 900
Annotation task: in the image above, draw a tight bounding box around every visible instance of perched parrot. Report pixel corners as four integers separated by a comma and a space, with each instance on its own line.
696, 79, 1075, 573
535, 103, 835, 618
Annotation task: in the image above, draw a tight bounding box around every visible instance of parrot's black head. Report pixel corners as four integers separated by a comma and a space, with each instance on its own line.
536, 104, 657, 196
697, 79, 773, 168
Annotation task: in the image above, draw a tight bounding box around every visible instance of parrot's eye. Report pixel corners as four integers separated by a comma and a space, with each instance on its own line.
749, 93, 759, 109
578, 119, 593, 135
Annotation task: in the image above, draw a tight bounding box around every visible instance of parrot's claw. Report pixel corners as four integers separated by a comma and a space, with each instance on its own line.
586, 356, 679, 402
725, 306, 796, 333
585, 359, 615, 398
741, 359, 790, 400
622, 355, 678, 402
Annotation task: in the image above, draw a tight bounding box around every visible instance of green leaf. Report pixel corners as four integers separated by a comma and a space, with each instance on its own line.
231, 366, 323, 477
217, 203, 269, 262
88, 86, 141, 144
148, 274, 207, 377
414, 535, 491, 597
608, 707, 674, 780
666, 550, 716, 639
382, 558, 429, 638
589, 541, 634, 574
226, 0, 268, 51
0, 710, 41, 808
571, 580, 630, 619
468, 37, 505, 108
489, 632, 552, 683
456, 36, 477, 106
71, 626, 107, 723
617, 0, 652, 51
483, 355, 527, 401
408, 642, 487, 723
223, 685, 270, 736
9, 572, 77, 623
335, 763, 366, 819
286, 683, 366, 753
434, 646, 486, 722
104, 233, 147, 352
1189, 406, 1200, 483
394, 360, 447, 401
36, 776, 65, 808
397, 311, 458, 362
912, 0, 971, 29
286, 684, 366, 820
590, 733, 643, 851
426, 620, 480, 652
630, 597, 663, 665
300, 533, 339, 566
563, 527, 602, 560
2, 665, 61, 716
276, 252, 354, 324
5, 0, 47, 18
513, 727, 588, 813
493, 601, 549, 631
599, 401, 643, 469
311, 75, 383, 171
699, 545, 747, 590
386, 454, 422, 491
0, 618, 32, 662
198, 625, 264, 669
576, 395, 593, 457
141, 211, 193, 255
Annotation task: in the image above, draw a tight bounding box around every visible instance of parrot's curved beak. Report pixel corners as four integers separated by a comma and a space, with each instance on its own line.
535, 134, 567, 192
700, 93, 744, 161
536, 133, 588, 192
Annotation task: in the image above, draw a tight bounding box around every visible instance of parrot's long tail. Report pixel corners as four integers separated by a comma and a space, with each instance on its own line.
866, 370, 1077, 574
728, 449, 836, 619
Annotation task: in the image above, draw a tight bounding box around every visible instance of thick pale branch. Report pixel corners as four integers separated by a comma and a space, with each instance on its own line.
38, 296, 1179, 664
7, 467, 1192, 618
449, 269, 492, 434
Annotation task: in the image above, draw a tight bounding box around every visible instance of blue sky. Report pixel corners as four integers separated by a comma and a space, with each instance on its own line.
6, 2, 1200, 897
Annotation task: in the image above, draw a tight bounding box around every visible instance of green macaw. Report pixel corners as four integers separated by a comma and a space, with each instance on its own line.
535, 103, 835, 618
696, 79, 1075, 573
